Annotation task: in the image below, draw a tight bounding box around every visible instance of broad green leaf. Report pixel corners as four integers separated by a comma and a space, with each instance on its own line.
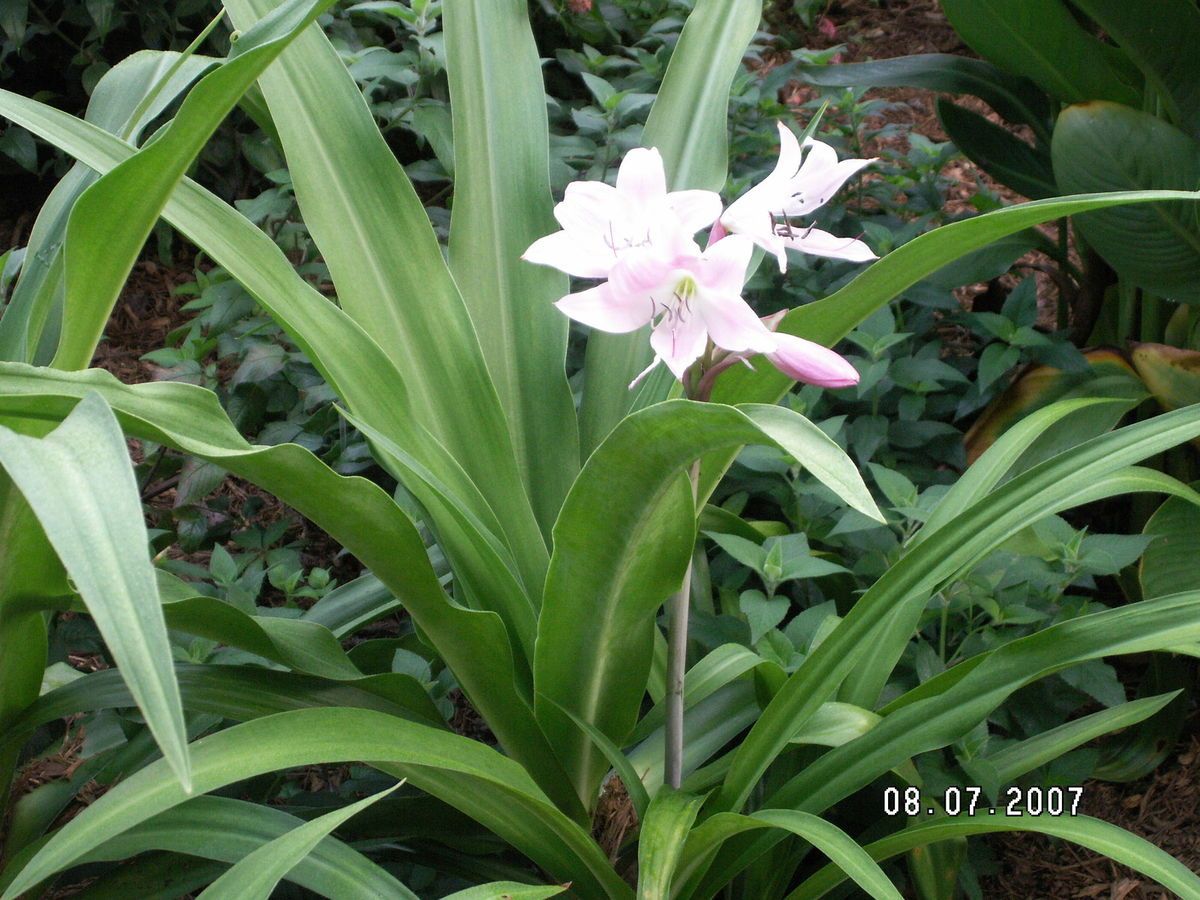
578, 0, 762, 455
444, 0, 579, 538
679, 810, 902, 900
300, 573, 400, 638
637, 790, 706, 900
791, 702, 881, 748
222, 0, 547, 593
796, 54, 1052, 134
1141, 493, 1200, 598
0, 364, 584, 822
939, 0, 1140, 105
1071, 0, 1200, 139
0, 51, 215, 363
1131, 342, 1200, 417
0, 394, 190, 789
52, 0, 339, 370
714, 404, 1200, 816
790, 814, 1200, 899
196, 786, 398, 899
536, 400, 875, 803
937, 98, 1056, 199
0, 709, 627, 900
712, 190, 1200, 409
1052, 103, 1200, 302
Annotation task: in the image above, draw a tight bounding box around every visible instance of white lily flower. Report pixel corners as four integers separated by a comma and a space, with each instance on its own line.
522, 147, 722, 279
719, 121, 877, 272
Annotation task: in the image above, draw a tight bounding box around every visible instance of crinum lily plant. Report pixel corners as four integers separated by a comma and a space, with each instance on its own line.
2, 0, 1200, 898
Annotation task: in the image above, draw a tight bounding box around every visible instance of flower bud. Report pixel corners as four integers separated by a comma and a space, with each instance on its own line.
765, 333, 859, 388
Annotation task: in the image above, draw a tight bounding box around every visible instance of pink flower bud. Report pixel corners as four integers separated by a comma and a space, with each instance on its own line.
765, 333, 859, 388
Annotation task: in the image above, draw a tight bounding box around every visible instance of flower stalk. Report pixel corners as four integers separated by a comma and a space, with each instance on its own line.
665, 458, 701, 790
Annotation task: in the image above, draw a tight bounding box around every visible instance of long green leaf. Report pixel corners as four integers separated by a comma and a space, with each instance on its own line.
679, 810, 902, 900
0, 364, 585, 822
578, 0, 762, 455
444, 0, 579, 538
443, 884, 567, 900
536, 399, 876, 804
0, 50, 215, 363
790, 814, 1200, 899
221, 0, 548, 594
714, 404, 1200, 816
712, 190, 1200, 410
51, 0, 338, 370
196, 786, 398, 899
0, 393, 190, 789
0, 708, 629, 900
637, 790, 706, 900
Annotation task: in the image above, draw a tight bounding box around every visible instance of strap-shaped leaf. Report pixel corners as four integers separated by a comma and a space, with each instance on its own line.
51, 0, 338, 370
196, 786, 398, 900
578, 0, 762, 455
444, 0, 580, 538
221, 0, 547, 591
637, 789, 706, 900
791, 814, 1200, 899
536, 400, 877, 804
0, 393, 190, 789
0, 708, 629, 900
0, 50, 215, 363
0, 363, 584, 823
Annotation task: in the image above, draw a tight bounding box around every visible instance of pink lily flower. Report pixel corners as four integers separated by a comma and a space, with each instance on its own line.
764, 333, 860, 387
719, 121, 877, 272
522, 147, 722, 279
556, 228, 777, 381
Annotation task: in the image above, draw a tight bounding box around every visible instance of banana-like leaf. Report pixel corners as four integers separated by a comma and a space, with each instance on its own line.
678, 810, 903, 900
578, 0, 762, 456
939, 0, 1140, 105
444, 0, 579, 538
0, 50, 215, 363
937, 98, 1057, 199
1141, 492, 1200, 598
535, 400, 878, 804
1070, 0, 1200, 139
0, 708, 628, 900
713, 404, 1200, 816
0, 364, 584, 822
1131, 342, 1200, 415
1052, 103, 1200, 302
790, 814, 1200, 899
195, 786, 398, 899
962, 349, 1144, 467
636, 790, 706, 900
0, 393, 190, 790
221, 0, 547, 593
51, 0, 337, 370
795, 54, 1052, 134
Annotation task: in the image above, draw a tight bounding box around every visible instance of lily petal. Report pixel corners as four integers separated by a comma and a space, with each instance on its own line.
666, 189, 724, 233
766, 333, 860, 387
556, 282, 654, 333
523, 230, 613, 278
651, 310, 709, 379
784, 227, 877, 262
616, 147, 667, 209
699, 292, 777, 354
699, 234, 756, 295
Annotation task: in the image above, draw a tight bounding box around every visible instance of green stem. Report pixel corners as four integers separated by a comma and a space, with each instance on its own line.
665, 459, 701, 790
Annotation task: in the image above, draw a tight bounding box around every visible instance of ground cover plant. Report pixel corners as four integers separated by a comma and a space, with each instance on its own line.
2, 0, 1200, 897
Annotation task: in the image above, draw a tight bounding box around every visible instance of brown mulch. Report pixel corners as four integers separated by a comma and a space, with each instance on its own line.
984, 736, 1200, 899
